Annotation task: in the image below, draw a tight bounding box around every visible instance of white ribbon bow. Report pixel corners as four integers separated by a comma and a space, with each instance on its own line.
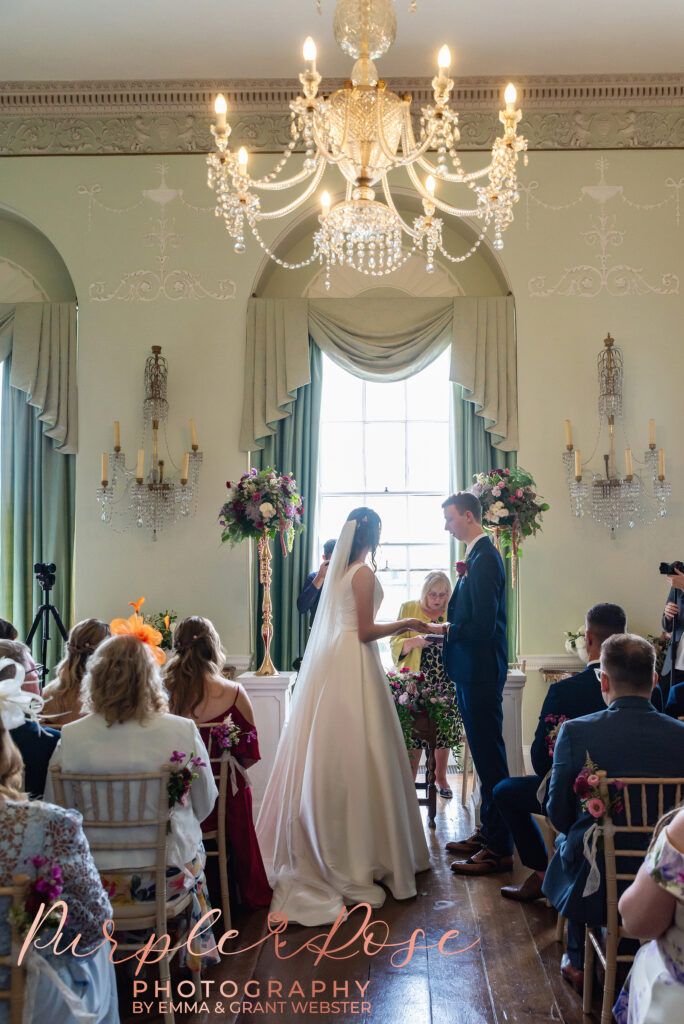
222, 750, 251, 796
582, 820, 616, 897
0, 659, 45, 731
536, 769, 552, 807
22, 948, 98, 1024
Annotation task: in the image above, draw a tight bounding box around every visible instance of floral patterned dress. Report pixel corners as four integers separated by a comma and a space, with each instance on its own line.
0, 799, 118, 1024
614, 827, 684, 1023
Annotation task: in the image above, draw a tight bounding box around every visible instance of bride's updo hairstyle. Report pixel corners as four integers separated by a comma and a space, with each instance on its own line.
347, 507, 381, 571
165, 616, 225, 719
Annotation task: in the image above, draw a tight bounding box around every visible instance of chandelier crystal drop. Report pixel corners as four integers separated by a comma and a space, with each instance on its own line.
207, 0, 528, 285
562, 334, 669, 536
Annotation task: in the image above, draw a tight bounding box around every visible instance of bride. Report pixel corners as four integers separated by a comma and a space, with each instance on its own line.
256, 507, 431, 926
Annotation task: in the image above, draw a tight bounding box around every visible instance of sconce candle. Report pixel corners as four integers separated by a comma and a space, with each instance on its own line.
101, 453, 108, 484
564, 419, 572, 448
650, 419, 656, 447
574, 450, 581, 479
625, 449, 633, 477
190, 420, 198, 449
114, 421, 120, 450
659, 449, 665, 479
181, 452, 189, 483
136, 449, 144, 480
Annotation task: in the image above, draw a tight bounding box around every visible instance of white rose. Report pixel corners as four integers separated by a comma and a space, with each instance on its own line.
259, 502, 276, 519
564, 638, 574, 654
575, 636, 586, 651
398, 693, 409, 705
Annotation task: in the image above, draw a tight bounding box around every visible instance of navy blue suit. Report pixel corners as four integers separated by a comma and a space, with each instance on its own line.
297, 572, 322, 625
494, 662, 606, 871
443, 535, 511, 855
543, 697, 684, 966
10, 721, 60, 798
665, 680, 684, 718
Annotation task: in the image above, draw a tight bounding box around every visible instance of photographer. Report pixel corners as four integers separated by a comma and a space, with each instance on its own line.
660, 561, 684, 704
297, 539, 336, 626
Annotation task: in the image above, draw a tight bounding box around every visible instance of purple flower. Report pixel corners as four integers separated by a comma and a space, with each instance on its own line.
169, 750, 185, 764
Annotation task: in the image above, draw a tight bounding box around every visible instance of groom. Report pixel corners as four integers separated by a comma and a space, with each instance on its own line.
433, 491, 513, 874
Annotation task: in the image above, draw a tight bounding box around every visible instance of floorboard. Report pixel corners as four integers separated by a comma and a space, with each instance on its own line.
118, 779, 600, 1024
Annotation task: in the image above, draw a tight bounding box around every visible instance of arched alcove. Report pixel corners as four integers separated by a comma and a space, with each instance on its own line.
0, 205, 77, 302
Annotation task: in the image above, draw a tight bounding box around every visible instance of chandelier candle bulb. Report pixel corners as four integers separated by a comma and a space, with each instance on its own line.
649, 418, 656, 448
425, 175, 436, 196
114, 420, 120, 451
303, 36, 317, 71
101, 453, 108, 486
437, 44, 451, 81
181, 452, 189, 484
136, 449, 144, 482
574, 450, 582, 480
564, 419, 573, 449
659, 449, 665, 480
625, 449, 633, 478
214, 94, 227, 132
237, 147, 248, 170
190, 420, 198, 450
321, 190, 331, 217
504, 83, 518, 112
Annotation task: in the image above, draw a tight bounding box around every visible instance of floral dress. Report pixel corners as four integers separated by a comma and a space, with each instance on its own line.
614, 827, 684, 1023
0, 799, 118, 1024
418, 640, 462, 750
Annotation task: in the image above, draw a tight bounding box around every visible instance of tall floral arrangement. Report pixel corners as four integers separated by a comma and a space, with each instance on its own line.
387, 667, 457, 756
219, 467, 304, 556
471, 466, 549, 585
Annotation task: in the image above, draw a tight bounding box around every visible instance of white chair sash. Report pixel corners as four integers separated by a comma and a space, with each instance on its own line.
221, 751, 251, 797
582, 820, 616, 897
22, 949, 98, 1024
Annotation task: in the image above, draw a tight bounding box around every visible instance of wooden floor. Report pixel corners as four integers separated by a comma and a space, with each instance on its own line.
119, 782, 600, 1024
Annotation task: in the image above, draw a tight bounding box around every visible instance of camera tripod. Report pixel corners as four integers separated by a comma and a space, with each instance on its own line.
25, 563, 67, 688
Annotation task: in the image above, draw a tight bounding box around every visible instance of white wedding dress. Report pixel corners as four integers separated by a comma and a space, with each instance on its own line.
256, 522, 430, 927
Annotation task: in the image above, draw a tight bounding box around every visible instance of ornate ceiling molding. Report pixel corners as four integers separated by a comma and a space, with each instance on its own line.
2, 74, 684, 155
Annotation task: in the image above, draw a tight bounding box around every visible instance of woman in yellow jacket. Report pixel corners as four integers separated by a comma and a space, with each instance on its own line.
390, 570, 462, 797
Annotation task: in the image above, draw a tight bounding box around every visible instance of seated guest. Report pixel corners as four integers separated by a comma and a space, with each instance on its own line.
297, 539, 336, 625
495, 602, 626, 902
614, 802, 684, 1024
664, 678, 684, 719
390, 571, 462, 796
543, 634, 684, 993
0, 619, 17, 641
42, 618, 110, 727
45, 633, 220, 969
165, 616, 272, 910
0, 678, 118, 1024
0, 640, 59, 798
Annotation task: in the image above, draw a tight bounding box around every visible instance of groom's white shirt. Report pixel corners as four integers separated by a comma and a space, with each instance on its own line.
465, 531, 488, 558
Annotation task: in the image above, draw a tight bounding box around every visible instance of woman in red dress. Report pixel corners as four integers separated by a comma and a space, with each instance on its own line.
164, 616, 272, 910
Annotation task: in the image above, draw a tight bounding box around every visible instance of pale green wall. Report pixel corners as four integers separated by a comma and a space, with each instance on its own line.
1, 149, 683, 737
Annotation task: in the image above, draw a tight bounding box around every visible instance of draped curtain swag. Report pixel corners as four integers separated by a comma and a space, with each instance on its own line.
241, 295, 518, 454
0, 302, 78, 454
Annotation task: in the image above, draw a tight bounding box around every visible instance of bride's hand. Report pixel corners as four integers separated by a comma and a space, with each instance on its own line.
400, 617, 431, 634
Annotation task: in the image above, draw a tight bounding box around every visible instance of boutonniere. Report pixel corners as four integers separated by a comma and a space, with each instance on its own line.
456, 561, 468, 579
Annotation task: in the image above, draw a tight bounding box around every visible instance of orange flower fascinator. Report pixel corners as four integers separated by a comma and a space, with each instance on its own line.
110, 597, 166, 665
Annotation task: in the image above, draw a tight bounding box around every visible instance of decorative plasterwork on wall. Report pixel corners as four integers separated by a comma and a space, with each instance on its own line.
526, 158, 681, 298
3, 74, 684, 155
79, 162, 236, 302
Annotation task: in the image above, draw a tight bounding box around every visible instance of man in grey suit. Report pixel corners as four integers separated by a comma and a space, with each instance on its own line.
543, 633, 684, 992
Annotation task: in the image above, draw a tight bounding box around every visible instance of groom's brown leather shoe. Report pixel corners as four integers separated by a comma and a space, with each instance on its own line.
450, 847, 514, 875
560, 954, 584, 994
445, 829, 486, 855
500, 872, 545, 902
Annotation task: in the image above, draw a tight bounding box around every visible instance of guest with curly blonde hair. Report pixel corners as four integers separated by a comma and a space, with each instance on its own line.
42, 618, 110, 727
45, 632, 221, 969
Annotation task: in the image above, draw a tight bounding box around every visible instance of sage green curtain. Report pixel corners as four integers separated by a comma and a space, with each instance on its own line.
1, 355, 75, 671
251, 342, 322, 671
451, 385, 518, 663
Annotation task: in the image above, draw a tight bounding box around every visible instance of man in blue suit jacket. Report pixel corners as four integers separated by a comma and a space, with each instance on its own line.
429, 491, 512, 874
665, 679, 684, 718
543, 633, 684, 991
494, 602, 626, 902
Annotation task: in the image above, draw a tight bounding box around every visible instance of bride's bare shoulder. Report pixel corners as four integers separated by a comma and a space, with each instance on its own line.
350, 563, 374, 588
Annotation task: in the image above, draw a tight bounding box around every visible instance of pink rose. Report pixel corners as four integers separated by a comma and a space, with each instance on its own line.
587, 797, 605, 818
587, 773, 600, 786
492, 486, 502, 497
516, 489, 523, 498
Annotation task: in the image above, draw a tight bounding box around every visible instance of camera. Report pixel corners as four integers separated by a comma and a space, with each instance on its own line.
34, 562, 56, 589
659, 560, 684, 576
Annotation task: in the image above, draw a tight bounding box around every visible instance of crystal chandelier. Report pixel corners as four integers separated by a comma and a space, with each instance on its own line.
97, 346, 203, 540
207, 0, 528, 287
562, 334, 669, 535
